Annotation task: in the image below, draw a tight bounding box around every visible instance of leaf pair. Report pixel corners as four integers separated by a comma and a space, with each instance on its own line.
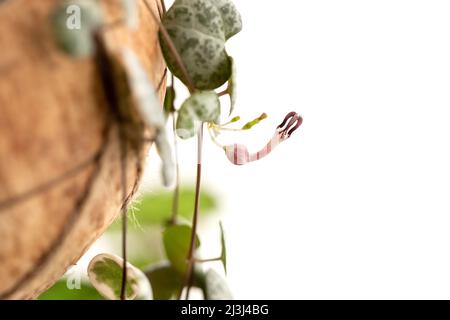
176, 91, 221, 139
171, 58, 237, 139
145, 223, 229, 299
159, 0, 242, 90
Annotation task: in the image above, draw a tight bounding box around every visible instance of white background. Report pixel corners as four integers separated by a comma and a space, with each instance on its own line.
136, 0, 450, 299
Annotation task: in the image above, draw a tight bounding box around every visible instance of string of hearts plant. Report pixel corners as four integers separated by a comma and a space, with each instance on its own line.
51, 0, 302, 300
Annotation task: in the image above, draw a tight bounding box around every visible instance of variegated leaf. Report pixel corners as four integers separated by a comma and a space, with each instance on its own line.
51, 0, 104, 57
176, 91, 220, 139
160, 0, 241, 90
87, 253, 152, 300
214, 0, 242, 40
204, 269, 233, 300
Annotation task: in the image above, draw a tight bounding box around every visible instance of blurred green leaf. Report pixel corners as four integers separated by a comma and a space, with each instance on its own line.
144, 261, 183, 300
38, 280, 103, 300
219, 222, 227, 274
164, 86, 176, 114
145, 261, 208, 300
204, 269, 233, 300
109, 188, 217, 229
51, 0, 104, 57
163, 224, 200, 275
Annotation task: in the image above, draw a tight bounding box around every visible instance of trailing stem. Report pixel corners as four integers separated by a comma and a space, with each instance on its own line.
169, 109, 181, 224
119, 132, 128, 301
178, 126, 204, 300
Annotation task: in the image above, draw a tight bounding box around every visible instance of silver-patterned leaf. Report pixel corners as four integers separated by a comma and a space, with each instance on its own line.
51, 0, 104, 57
87, 253, 152, 300
214, 0, 242, 40
204, 269, 233, 300
176, 91, 220, 139
160, 0, 241, 90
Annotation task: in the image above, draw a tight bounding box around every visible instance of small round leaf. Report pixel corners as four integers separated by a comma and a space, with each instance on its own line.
163, 224, 201, 275
204, 269, 233, 300
176, 91, 220, 139
87, 253, 151, 300
51, 0, 104, 57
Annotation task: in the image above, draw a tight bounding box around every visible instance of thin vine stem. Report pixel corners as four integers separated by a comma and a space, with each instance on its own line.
195, 257, 221, 263
169, 76, 181, 225
181, 126, 204, 300
119, 132, 128, 301
217, 89, 228, 97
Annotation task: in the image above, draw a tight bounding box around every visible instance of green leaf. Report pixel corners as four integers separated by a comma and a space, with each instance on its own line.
38, 280, 103, 300
108, 188, 217, 230
219, 222, 227, 274
87, 253, 141, 300
144, 261, 183, 300
176, 91, 220, 139
163, 225, 200, 275
164, 86, 176, 114
204, 269, 233, 300
227, 56, 237, 115
145, 261, 208, 299
51, 0, 104, 57
160, 0, 241, 90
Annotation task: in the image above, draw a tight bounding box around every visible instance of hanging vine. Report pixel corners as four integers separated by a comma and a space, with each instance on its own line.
50, 0, 302, 300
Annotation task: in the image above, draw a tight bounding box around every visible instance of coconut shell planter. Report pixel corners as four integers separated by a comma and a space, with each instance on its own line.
0, 0, 166, 299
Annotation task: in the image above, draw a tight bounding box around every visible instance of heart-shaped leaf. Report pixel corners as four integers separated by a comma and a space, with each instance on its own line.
87, 253, 152, 300
204, 269, 233, 300
160, 0, 241, 90
51, 0, 104, 57
163, 224, 200, 275
176, 91, 220, 139
144, 261, 183, 300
